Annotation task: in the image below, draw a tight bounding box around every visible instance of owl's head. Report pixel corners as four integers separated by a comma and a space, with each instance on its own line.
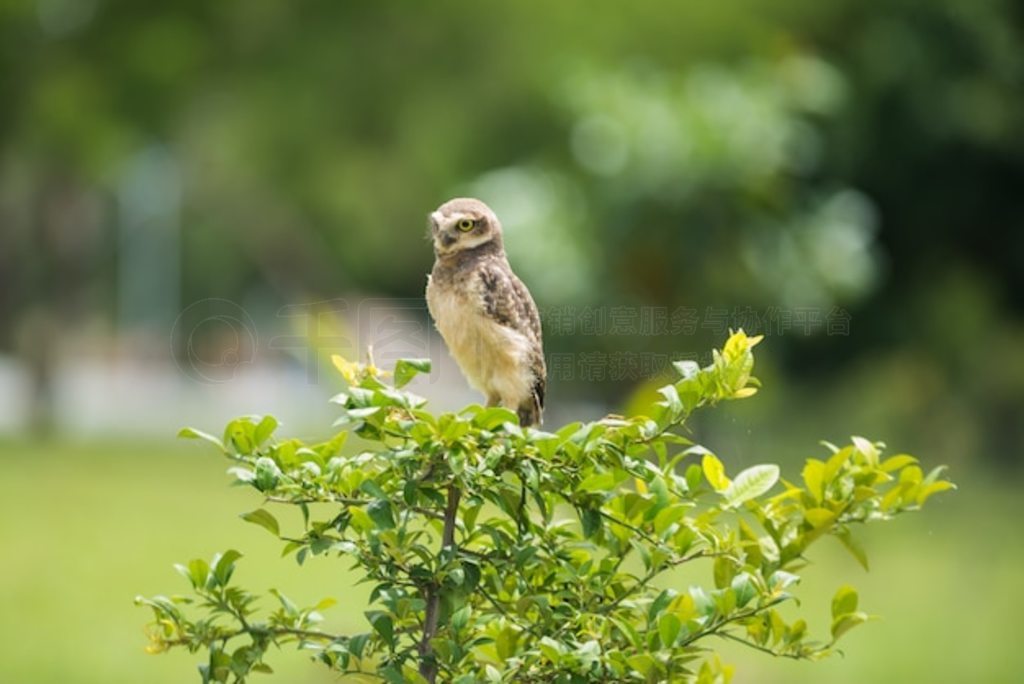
429, 197, 503, 258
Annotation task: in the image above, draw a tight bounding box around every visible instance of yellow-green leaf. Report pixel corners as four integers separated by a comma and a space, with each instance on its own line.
702, 453, 730, 491
880, 453, 918, 473
177, 427, 224, 450
240, 509, 280, 537
804, 507, 836, 529
916, 480, 956, 506
496, 626, 519, 660
851, 436, 879, 466
802, 459, 826, 502
831, 585, 858, 619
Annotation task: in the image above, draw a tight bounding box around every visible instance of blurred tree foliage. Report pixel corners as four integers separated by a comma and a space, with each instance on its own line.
0, 1, 1021, 456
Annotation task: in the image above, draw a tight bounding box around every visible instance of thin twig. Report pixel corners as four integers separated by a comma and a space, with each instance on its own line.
264, 494, 443, 520
715, 630, 812, 661
679, 598, 787, 648
477, 586, 543, 638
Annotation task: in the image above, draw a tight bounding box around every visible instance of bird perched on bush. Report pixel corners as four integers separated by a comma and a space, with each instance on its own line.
425, 198, 546, 426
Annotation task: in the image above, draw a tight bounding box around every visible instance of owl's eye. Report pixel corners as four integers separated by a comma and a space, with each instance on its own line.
457, 219, 475, 232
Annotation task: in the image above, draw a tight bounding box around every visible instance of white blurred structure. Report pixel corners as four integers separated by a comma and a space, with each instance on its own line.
0, 299, 602, 438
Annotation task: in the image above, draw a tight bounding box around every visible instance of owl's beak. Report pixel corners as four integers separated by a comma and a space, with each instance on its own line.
440, 232, 457, 248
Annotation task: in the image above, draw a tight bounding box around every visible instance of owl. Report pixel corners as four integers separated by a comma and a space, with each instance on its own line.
425, 197, 546, 426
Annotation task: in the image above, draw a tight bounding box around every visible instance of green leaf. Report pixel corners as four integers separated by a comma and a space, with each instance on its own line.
224, 418, 257, 454
378, 666, 404, 684
684, 463, 703, 492
768, 610, 786, 645
270, 588, 299, 616
836, 528, 869, 570
451, 605, 471, 631
366, 611, 395, 647
713, 556, 736, 589
578, 471, 618, 493
627, 654, 656, 677
212, 550, 242, 586
581, 507, 602, 538
672, 359, 700, 380
851, 436, 879, 465
690, 586, 716, 618
347, 406, 382, 419
658, 612, 681, 647
400, 666, 429, 684
657, 384, 683, 416
359, 480, 388, 499
253, 415, 278, 446
722, 464, 779, 506
349, 507, 374, 532
347, 632, 370, 658
653, 504, 688, 535
831, 611, 869, 641
186, 558, 210, 590
769, 570, 800, 592
394, 358, 431, 387
823, 446, 853, 482
472, 406, 519, 430
253, 457, 281, 491
367, 499, 396, 530
177, 427, 224, 450
240, 509, 280, 537
831, 585, 858, 619
539, 637, 563, 662
731, 573, 757, 608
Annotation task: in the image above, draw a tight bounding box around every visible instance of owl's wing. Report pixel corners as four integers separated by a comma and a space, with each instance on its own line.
477, 261, 546, 410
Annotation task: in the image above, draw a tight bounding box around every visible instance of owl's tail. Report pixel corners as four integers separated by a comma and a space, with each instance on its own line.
517, 397, 542, 427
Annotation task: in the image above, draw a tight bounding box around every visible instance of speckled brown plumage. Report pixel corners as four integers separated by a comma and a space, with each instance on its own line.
425, 198, 546, 426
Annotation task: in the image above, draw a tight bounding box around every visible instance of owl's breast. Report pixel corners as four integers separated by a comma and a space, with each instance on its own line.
426, 277, 532, 399
426, 279, 472, 351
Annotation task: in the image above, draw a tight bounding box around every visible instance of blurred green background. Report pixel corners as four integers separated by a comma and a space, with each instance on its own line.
1, 0, 1021, 682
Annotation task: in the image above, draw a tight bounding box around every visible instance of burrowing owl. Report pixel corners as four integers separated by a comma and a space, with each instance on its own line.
425, 197, 546, 426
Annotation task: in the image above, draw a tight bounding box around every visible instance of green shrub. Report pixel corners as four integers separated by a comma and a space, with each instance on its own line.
137, 331, 954, 683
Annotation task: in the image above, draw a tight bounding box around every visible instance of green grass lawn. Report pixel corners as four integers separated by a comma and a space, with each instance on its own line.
0, 438, 1016, 683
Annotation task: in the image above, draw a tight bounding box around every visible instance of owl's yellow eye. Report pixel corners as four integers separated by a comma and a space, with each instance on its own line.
457, 219, 475, 232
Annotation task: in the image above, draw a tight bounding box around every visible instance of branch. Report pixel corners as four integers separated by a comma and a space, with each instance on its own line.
166, 624, 346, 649
264, 494, 444, 520
679, 598, 787, 648
715, 631, 815, 661
477, 586, 543, 639
419, 484, 461, 683
596, 510, 663, 548
264, 626, 346, 642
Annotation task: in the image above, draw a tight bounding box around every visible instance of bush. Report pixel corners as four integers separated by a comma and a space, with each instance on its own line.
137, 331, 954, 683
